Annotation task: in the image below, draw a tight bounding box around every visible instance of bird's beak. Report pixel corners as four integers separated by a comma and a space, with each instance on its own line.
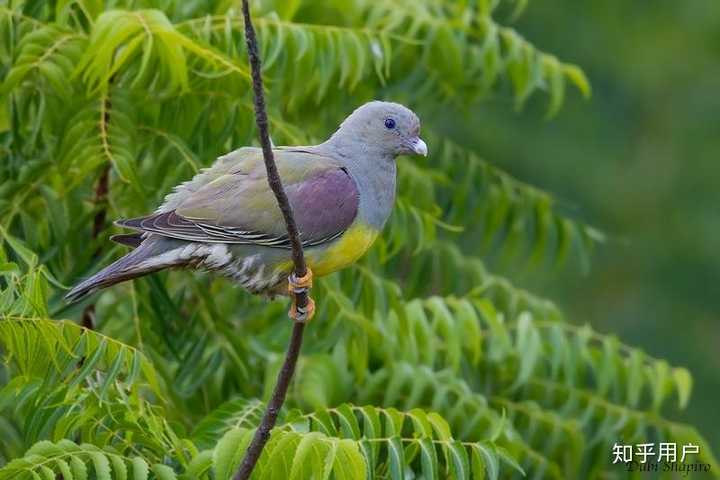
411, 137, 428, 156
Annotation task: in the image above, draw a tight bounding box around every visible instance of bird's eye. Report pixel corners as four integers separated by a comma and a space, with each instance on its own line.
384, 118, 396, 129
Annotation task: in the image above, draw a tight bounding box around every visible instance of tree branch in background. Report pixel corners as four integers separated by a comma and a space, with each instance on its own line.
80, 95, 112, 330
233, 1, 311, 479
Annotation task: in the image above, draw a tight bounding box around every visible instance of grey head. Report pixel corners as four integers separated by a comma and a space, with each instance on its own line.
318, 101, 426, 230
323, 101, 427, 160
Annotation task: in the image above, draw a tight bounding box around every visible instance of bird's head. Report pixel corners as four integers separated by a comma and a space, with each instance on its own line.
331, 101, 427, 158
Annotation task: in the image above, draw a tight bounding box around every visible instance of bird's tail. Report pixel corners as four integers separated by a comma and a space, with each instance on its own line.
65, 238, 186, 303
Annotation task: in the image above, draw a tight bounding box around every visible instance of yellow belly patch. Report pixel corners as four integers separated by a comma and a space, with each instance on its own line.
307, 223, 379, 276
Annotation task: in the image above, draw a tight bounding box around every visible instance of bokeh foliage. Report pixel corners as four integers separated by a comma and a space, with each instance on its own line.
0, 0, 717, 479
464, 0, 720, 454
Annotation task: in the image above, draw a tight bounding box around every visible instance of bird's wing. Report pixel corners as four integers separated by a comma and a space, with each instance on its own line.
116, 148, 360, 248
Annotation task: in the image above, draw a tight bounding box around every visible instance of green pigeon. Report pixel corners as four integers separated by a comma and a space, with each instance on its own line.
66, 101, 427, 317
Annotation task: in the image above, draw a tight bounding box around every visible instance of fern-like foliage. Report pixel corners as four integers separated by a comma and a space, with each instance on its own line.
0, 0, 717, 479
0, 440, 178, 480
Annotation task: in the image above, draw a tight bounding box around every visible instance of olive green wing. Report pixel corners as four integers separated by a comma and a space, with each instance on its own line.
116, 148, 360, 248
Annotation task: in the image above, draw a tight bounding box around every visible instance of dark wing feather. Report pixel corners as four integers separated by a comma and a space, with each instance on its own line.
110, 233, 144, 248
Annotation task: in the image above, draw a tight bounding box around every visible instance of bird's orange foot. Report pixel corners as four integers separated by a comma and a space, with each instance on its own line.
288, 296, 315, 323
288, 268, 315, 323
288, 268, 313, 294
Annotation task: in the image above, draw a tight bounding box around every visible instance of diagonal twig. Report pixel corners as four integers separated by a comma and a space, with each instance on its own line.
233, 1, 311, 479
81, 86, 114, 330
80, 164, 109, 330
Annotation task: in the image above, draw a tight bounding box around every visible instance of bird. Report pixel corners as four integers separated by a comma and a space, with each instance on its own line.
65, 101, 427, 320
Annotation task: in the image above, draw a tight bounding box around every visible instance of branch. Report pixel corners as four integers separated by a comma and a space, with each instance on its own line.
81, 90, 113, 330
233, 1, 310, 479
80, 165, 109, 330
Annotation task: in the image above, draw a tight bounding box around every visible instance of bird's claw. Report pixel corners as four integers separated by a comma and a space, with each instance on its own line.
288, 296, 315, 323
288, 268, 313, 294
288, 268, 314, 322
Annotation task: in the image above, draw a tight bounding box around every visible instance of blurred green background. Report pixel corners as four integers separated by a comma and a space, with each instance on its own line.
450, 0, 720, 449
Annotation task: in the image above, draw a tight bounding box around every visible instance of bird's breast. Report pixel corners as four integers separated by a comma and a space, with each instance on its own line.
351, 159, 397, 230
306, 223, 379, 276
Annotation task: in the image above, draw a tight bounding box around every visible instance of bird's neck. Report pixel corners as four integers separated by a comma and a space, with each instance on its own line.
319, 136, 397, 230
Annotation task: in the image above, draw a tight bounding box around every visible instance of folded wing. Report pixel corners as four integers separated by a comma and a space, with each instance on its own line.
116, 150, 359, 249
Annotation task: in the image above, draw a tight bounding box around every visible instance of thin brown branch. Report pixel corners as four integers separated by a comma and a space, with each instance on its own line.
233, 1, 310, 479
234, 322, 305, 480
239, 6, 307, 278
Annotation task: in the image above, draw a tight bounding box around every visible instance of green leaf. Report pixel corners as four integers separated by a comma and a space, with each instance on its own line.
672, 368, 693, 409
386, 436, 405, 480
0, 226, 38, 268
447, 441, 470, 480
470, 443, 499, 480
88, 451, 111, 480
151, 464, 177, 480
213, 428, 253, 480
